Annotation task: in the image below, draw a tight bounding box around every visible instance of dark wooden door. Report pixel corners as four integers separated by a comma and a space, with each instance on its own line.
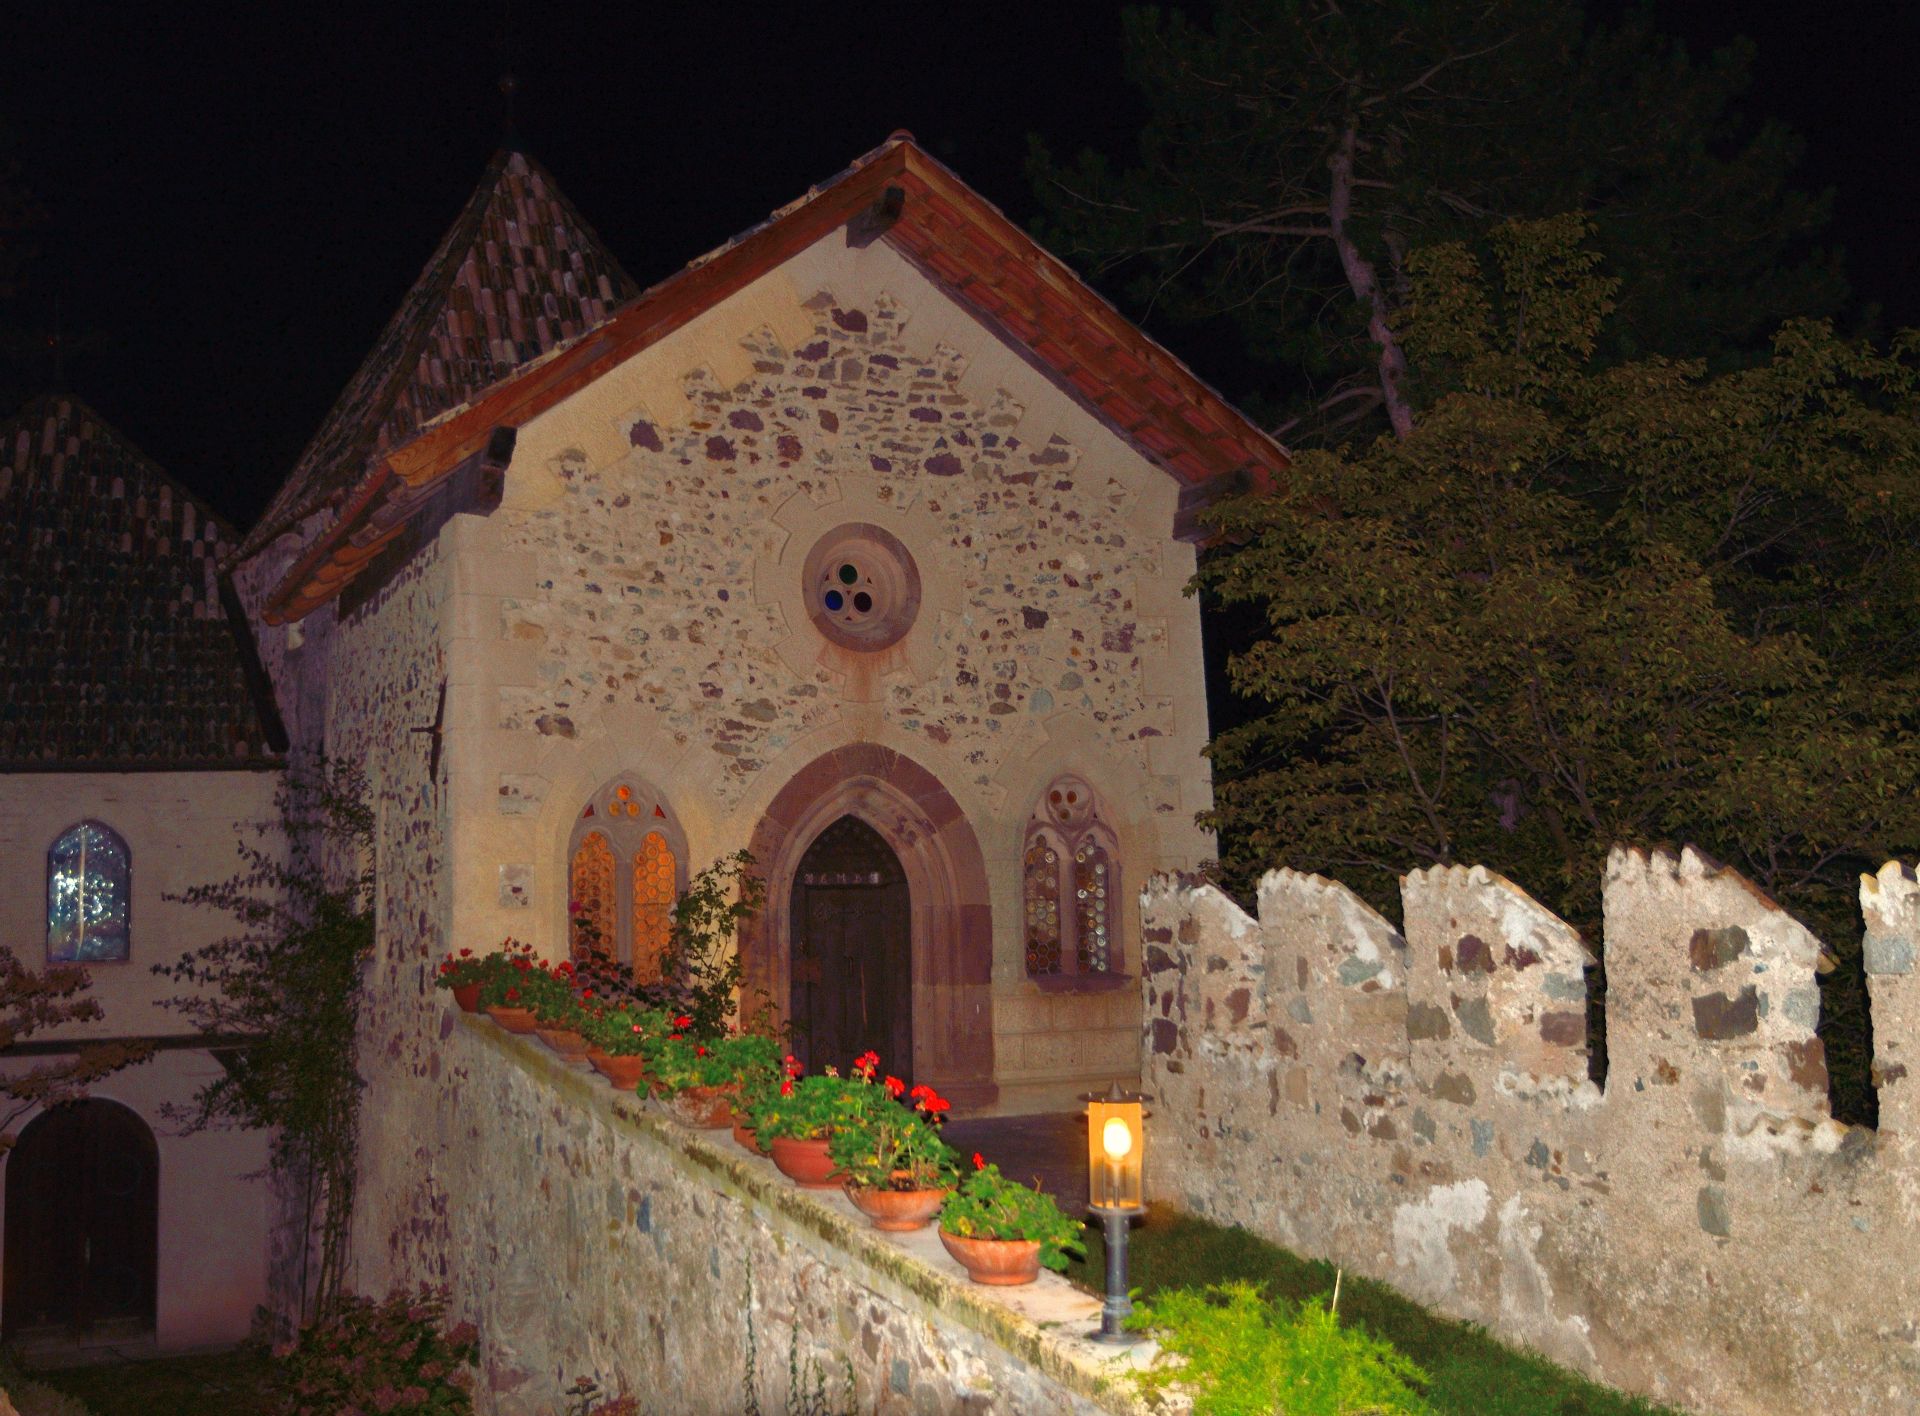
3, 1099, 158, 1338
791, 815, 913, 1078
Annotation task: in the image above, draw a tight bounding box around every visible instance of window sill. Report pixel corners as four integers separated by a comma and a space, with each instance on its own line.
1027, 972, 1134, 995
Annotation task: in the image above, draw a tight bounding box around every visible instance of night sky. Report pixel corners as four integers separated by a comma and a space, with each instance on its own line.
4, 2, 1916, 532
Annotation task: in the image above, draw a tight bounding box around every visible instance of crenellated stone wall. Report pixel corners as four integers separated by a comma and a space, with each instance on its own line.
1142, 847, 1920, 1416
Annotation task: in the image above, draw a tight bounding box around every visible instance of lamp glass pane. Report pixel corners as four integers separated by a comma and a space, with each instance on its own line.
1086, 1099, 1144, 1210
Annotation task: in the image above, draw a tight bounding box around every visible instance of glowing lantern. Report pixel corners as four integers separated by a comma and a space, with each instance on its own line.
1081, 1082, 1151, 1342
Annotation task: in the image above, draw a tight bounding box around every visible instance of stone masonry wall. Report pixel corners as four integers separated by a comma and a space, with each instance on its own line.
439, 233, 1213, 1095
1142, 847, 1920, 1416
388, 1011, 1150, 1416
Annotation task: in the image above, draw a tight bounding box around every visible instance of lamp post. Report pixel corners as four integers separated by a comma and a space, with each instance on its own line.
1081, 1081, 1149, 1343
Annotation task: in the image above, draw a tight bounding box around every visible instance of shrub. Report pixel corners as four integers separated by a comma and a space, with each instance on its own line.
275, 1287, 478, 1416
1127, 1280, 1430, 1416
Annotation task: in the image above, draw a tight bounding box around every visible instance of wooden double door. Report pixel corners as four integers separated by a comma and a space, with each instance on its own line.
3, 1098, 159, 1338
790, 815, 913, 1077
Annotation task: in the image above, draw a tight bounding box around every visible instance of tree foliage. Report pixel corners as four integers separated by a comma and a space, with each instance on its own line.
156, 759, 375, 1320
0, 949, 153, 1159
1031, 0, 1845, 444
1200, 218, 1919, 1112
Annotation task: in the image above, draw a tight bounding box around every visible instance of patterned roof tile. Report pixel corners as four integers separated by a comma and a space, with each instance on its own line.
1, 396, 282, 768
239, 148, 638, 558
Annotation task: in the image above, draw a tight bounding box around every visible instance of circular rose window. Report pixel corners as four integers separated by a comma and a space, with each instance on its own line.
803, 523, 921, 651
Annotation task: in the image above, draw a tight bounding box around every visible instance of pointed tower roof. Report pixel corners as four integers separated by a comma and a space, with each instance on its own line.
1, 395, 285, 768
240, 148, 637, 557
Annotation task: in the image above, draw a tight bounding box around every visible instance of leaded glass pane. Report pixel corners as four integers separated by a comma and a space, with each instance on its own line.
1023, 837, 1062, 975
632, 831, 676, 985
1074, 842, 1112, 973
570, 832, 616, 963
47, 822, 130, 963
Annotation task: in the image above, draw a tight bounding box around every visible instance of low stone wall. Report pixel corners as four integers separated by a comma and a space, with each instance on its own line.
365, 1012, 1153, 1415
1141, 847, 1920, 1416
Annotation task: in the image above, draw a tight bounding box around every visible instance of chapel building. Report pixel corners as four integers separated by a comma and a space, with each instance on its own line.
236, 134, 1287, 1135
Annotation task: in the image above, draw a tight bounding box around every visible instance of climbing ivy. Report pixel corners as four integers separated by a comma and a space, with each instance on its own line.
156, 758, 373, 1325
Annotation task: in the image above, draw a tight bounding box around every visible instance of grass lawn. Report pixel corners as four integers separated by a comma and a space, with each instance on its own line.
1063, 1205, 1680, 1416
26, 1346, 275, 1416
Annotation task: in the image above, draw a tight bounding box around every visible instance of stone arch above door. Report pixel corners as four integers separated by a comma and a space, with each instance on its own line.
745, 744, 995, 1106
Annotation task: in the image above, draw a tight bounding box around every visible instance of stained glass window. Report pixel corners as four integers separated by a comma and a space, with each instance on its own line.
569, 781, 684, 977
47, 822, 131, 964
570, 831, 616, 962
1074, 842, 1112, 973
1023, 779, 1120, 979
1023, 839, 1063, 975
632, 831, 677, 985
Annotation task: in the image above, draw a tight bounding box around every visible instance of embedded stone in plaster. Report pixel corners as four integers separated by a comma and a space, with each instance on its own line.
499, 864, 532, 909
497, 774, 549, 816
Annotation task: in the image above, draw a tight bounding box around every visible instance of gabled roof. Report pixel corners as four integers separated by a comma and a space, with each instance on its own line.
239, 147, 638, 558
263, 133, 1290, 623
0, 396, 284, 769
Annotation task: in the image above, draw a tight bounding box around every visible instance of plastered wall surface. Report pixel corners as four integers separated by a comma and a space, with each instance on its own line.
0, 769, 279, 1349
0, 768, 282, 1030
1141, 847, 1920, 1415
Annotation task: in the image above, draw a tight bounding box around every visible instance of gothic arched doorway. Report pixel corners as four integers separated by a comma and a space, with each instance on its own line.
745, 744, 996, 1106
791, 816, 912, 1074
3, 1099, 158, 1339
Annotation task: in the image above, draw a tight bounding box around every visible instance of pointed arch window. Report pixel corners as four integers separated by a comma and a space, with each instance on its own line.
567, 780, 686, 982
1021, 777, 1120, 981
48, 821, 131, 964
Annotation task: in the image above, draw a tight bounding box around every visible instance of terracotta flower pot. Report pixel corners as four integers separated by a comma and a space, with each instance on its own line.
598, 1054, 647, 1091
452, 983, 481, 1013
769, 1135, 844, 1189
731, 1121, 764, 1155
535, 1026, 588, 1059
587, 1045, 613, 1072
485, 1005, 537, 1034
662, 1084, 736, 1130
939, 1230, 1042, 1286
846, 1182, 948, 1232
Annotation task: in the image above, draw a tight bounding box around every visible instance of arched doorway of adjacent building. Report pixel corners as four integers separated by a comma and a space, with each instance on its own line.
3, 1099, 158, 1339
746, 744, 996, 1106
791, 814, 912, 1074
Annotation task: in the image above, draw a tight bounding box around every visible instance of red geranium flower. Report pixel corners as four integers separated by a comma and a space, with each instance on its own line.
780, 1078, 794, 1097
972, 1152, 985, 1170
696, 1045, 708, 1057
458, 947, 472, 957
505, 987, 520, 1002
883, 1075, 905, 1098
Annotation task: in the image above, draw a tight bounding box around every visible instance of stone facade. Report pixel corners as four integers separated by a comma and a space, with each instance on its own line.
425, 232, 1212, 1103
373, 1009, 1153, 1416
1141, 847, 1920, 1416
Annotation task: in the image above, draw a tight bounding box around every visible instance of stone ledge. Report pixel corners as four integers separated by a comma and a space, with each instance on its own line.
453, 1011, 1159, 1412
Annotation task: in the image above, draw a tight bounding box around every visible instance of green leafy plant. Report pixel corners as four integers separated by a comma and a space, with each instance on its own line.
657, 851, 765, 1039
939, 1158, 1085, 1270
157, 759, 372, 1322
274, 1286, 478, 1416
1126, 1280, 1431, 1416
579, 1003, 668, 1057
826, 1051, 958, 1190
432, 947, 490, 991
648, 1027, 779, 1093
744, 1058, 865, 1143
